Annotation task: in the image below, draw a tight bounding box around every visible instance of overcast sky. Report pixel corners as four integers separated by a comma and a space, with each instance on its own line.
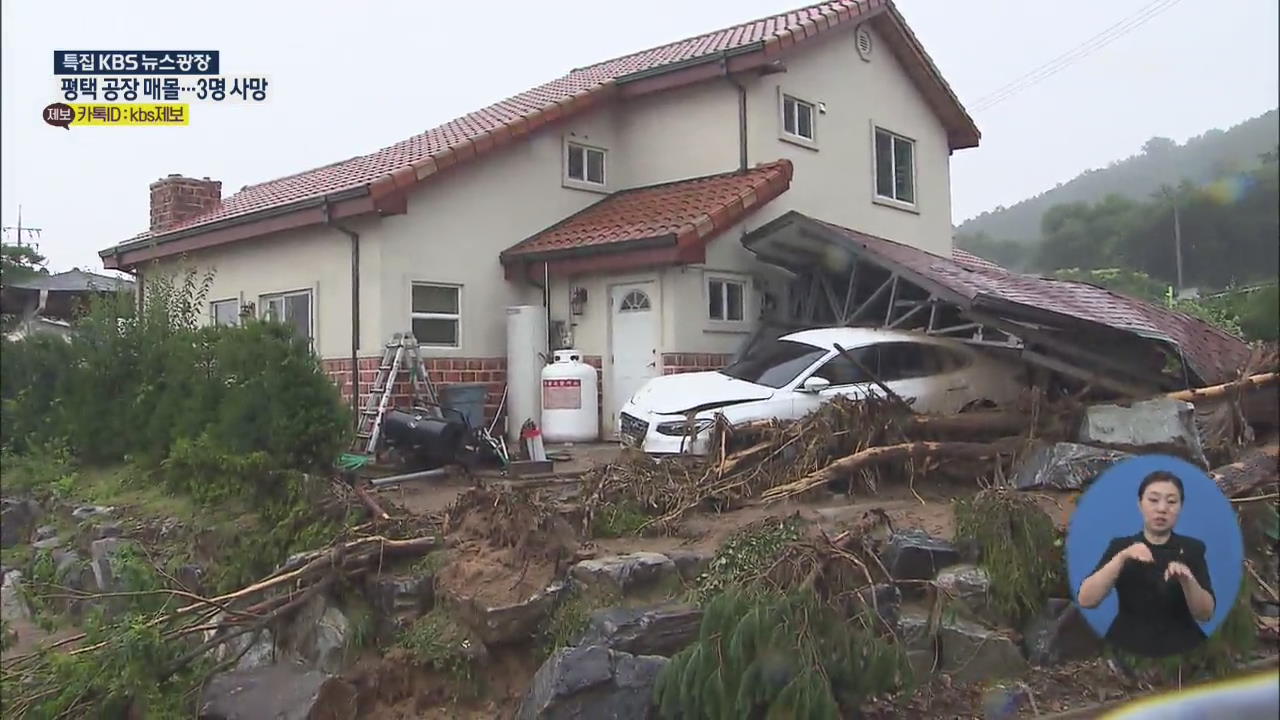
2, 0, 1276, 274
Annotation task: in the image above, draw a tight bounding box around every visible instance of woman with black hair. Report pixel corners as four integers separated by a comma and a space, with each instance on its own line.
1077, 470, 1216, 657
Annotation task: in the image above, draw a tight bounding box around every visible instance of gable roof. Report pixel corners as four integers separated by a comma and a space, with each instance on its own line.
502, 160, 792, 277
101, 0, 977, 269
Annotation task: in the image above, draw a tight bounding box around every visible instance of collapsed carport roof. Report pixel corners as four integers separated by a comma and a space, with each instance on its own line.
740, 211, 1251, 389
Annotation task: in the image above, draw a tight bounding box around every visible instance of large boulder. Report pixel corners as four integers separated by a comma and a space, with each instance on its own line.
1, 570, 32, 625
198, 664, 357, 720
939, 617, 1028, 685
665, 549, 712, 582
446, 581, 568, 646
1021, 598, 1103, 666
366, 571, 433, 637
571, 553, 679, 597
89, 537, 138, 593
881, 530, 959, 584
280, 594, 351, 674
1, 498, 41, 548
895, 606, 937, 681
1012, 442, 1133, 491
1077, 397, 1209, 468
575, 603, 702, 657
934, 564, 1002, 627
517, 644, 668, 720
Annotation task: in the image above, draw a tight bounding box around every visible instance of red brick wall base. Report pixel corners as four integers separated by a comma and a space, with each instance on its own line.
321, 356, 507, 431
661, 352, 731, 375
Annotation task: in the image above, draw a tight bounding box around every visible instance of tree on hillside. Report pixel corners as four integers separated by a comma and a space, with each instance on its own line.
0, 242, 48, 285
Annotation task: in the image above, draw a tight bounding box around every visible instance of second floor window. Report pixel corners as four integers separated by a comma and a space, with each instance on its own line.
782, 96, 815, 141
567, 143, 605, 185
874, 127, 915, 204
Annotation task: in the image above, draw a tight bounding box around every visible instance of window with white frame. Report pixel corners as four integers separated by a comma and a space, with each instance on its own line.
874, 127, 915, 204
782, 95, 816, 141
708, 278, 745, 322
566, 142, 606, 185
260, 289, 312, 340
210, 299, 240, 327
411, 283, 460, 348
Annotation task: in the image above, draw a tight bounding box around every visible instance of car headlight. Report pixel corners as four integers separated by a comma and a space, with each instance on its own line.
654, 419, 715, 436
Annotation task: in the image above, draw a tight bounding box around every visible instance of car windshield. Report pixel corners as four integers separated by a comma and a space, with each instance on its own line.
718, 339, 827, 389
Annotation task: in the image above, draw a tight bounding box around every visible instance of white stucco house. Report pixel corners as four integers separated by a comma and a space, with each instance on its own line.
98, 0, 983, 437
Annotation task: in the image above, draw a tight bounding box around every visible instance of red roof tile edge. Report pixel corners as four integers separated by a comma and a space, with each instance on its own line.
102, 1, 978, 267
500, 160, 793, 267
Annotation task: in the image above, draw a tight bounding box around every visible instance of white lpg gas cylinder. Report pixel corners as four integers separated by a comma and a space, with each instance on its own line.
540, 349, 599, 443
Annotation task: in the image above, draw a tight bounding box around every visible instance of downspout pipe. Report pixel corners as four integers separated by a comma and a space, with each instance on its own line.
721, 54, 748, 172
324, 201, 361, 427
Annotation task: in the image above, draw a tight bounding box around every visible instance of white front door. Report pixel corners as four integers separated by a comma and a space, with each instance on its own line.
608, 282, 659, 436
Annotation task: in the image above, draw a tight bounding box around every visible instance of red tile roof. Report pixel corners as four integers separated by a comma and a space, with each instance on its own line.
104, 0, 976, 259
502, 160, 793, 263
951, 248, 1005, 272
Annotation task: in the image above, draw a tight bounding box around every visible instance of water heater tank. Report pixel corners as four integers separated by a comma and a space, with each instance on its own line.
540, 349, 599, 443
506, 305, 547, 444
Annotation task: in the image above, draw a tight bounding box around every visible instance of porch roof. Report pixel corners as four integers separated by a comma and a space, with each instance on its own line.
742, 211, 1250, 387
500, 160, 791, 278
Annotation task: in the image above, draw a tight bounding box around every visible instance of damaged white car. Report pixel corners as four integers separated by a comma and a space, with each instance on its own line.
618, 327, 1027, 455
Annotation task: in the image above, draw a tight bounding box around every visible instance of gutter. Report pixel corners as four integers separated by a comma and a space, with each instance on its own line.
103, 186, 370, 257
324, 201, 362, 426
722, 56, 749, 173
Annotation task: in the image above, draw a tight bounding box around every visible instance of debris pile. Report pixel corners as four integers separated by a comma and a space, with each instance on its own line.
581, 391, 1081, 532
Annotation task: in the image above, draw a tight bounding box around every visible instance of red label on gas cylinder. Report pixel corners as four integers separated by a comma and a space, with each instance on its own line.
542, 378, 582, 410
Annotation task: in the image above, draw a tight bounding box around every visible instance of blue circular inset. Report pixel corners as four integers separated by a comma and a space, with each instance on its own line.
1065, 454, 1244, 648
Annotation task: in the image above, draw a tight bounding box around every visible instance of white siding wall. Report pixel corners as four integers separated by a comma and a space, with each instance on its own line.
136, 22, 960, 369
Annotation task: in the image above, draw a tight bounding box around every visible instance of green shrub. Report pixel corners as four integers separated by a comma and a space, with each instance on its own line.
953, 489, 1062, 626
0, 264, 349, 473
692, 516, 803, 604
397, 608, 482, 699
654, 588, 907, 719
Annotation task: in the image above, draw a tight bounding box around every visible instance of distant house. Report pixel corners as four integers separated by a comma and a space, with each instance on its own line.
97, 0, 981, 436
1, 268, 135, 340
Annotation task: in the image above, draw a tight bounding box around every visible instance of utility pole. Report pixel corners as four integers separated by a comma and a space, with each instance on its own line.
1172, 195, 1184, 295
1, 205, 44, 249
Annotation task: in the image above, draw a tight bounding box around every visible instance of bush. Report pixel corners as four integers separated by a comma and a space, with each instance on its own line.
654, 588, 907, 719
953, 489, 1062, 626
0, 264, 350, 488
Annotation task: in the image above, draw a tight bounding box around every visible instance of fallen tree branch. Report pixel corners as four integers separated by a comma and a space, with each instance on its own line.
354, 483, 391, 521
1166, 372, 1279, 404
762, 437, 1026, 502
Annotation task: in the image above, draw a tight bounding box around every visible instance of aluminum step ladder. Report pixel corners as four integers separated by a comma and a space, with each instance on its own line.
353, 333, 441, 455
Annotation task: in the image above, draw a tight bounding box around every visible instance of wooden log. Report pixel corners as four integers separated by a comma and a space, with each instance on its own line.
1166, 372, 1278, 404
1211, 443, 1279, 498
354, 483, 391, 521
903, 410, 1031, 437
762, 437, 1025, 501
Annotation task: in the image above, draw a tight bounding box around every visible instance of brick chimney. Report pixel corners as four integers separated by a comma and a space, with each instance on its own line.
149, 174, 221, 233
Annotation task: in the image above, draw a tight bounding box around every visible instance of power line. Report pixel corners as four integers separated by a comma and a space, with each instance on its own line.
969, 0, 1187, 113
1, 205, 43, 249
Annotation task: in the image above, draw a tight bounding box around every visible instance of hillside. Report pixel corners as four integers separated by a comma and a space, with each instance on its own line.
956, 109, 1279, 243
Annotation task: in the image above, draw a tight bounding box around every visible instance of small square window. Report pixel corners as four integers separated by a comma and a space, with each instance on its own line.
708, 278, 746, 322
210, 299, 239, 327
567, 143, 606, 185
874, 127, 915, 204
783, 95, 816, 141
411, 283, 461, 348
